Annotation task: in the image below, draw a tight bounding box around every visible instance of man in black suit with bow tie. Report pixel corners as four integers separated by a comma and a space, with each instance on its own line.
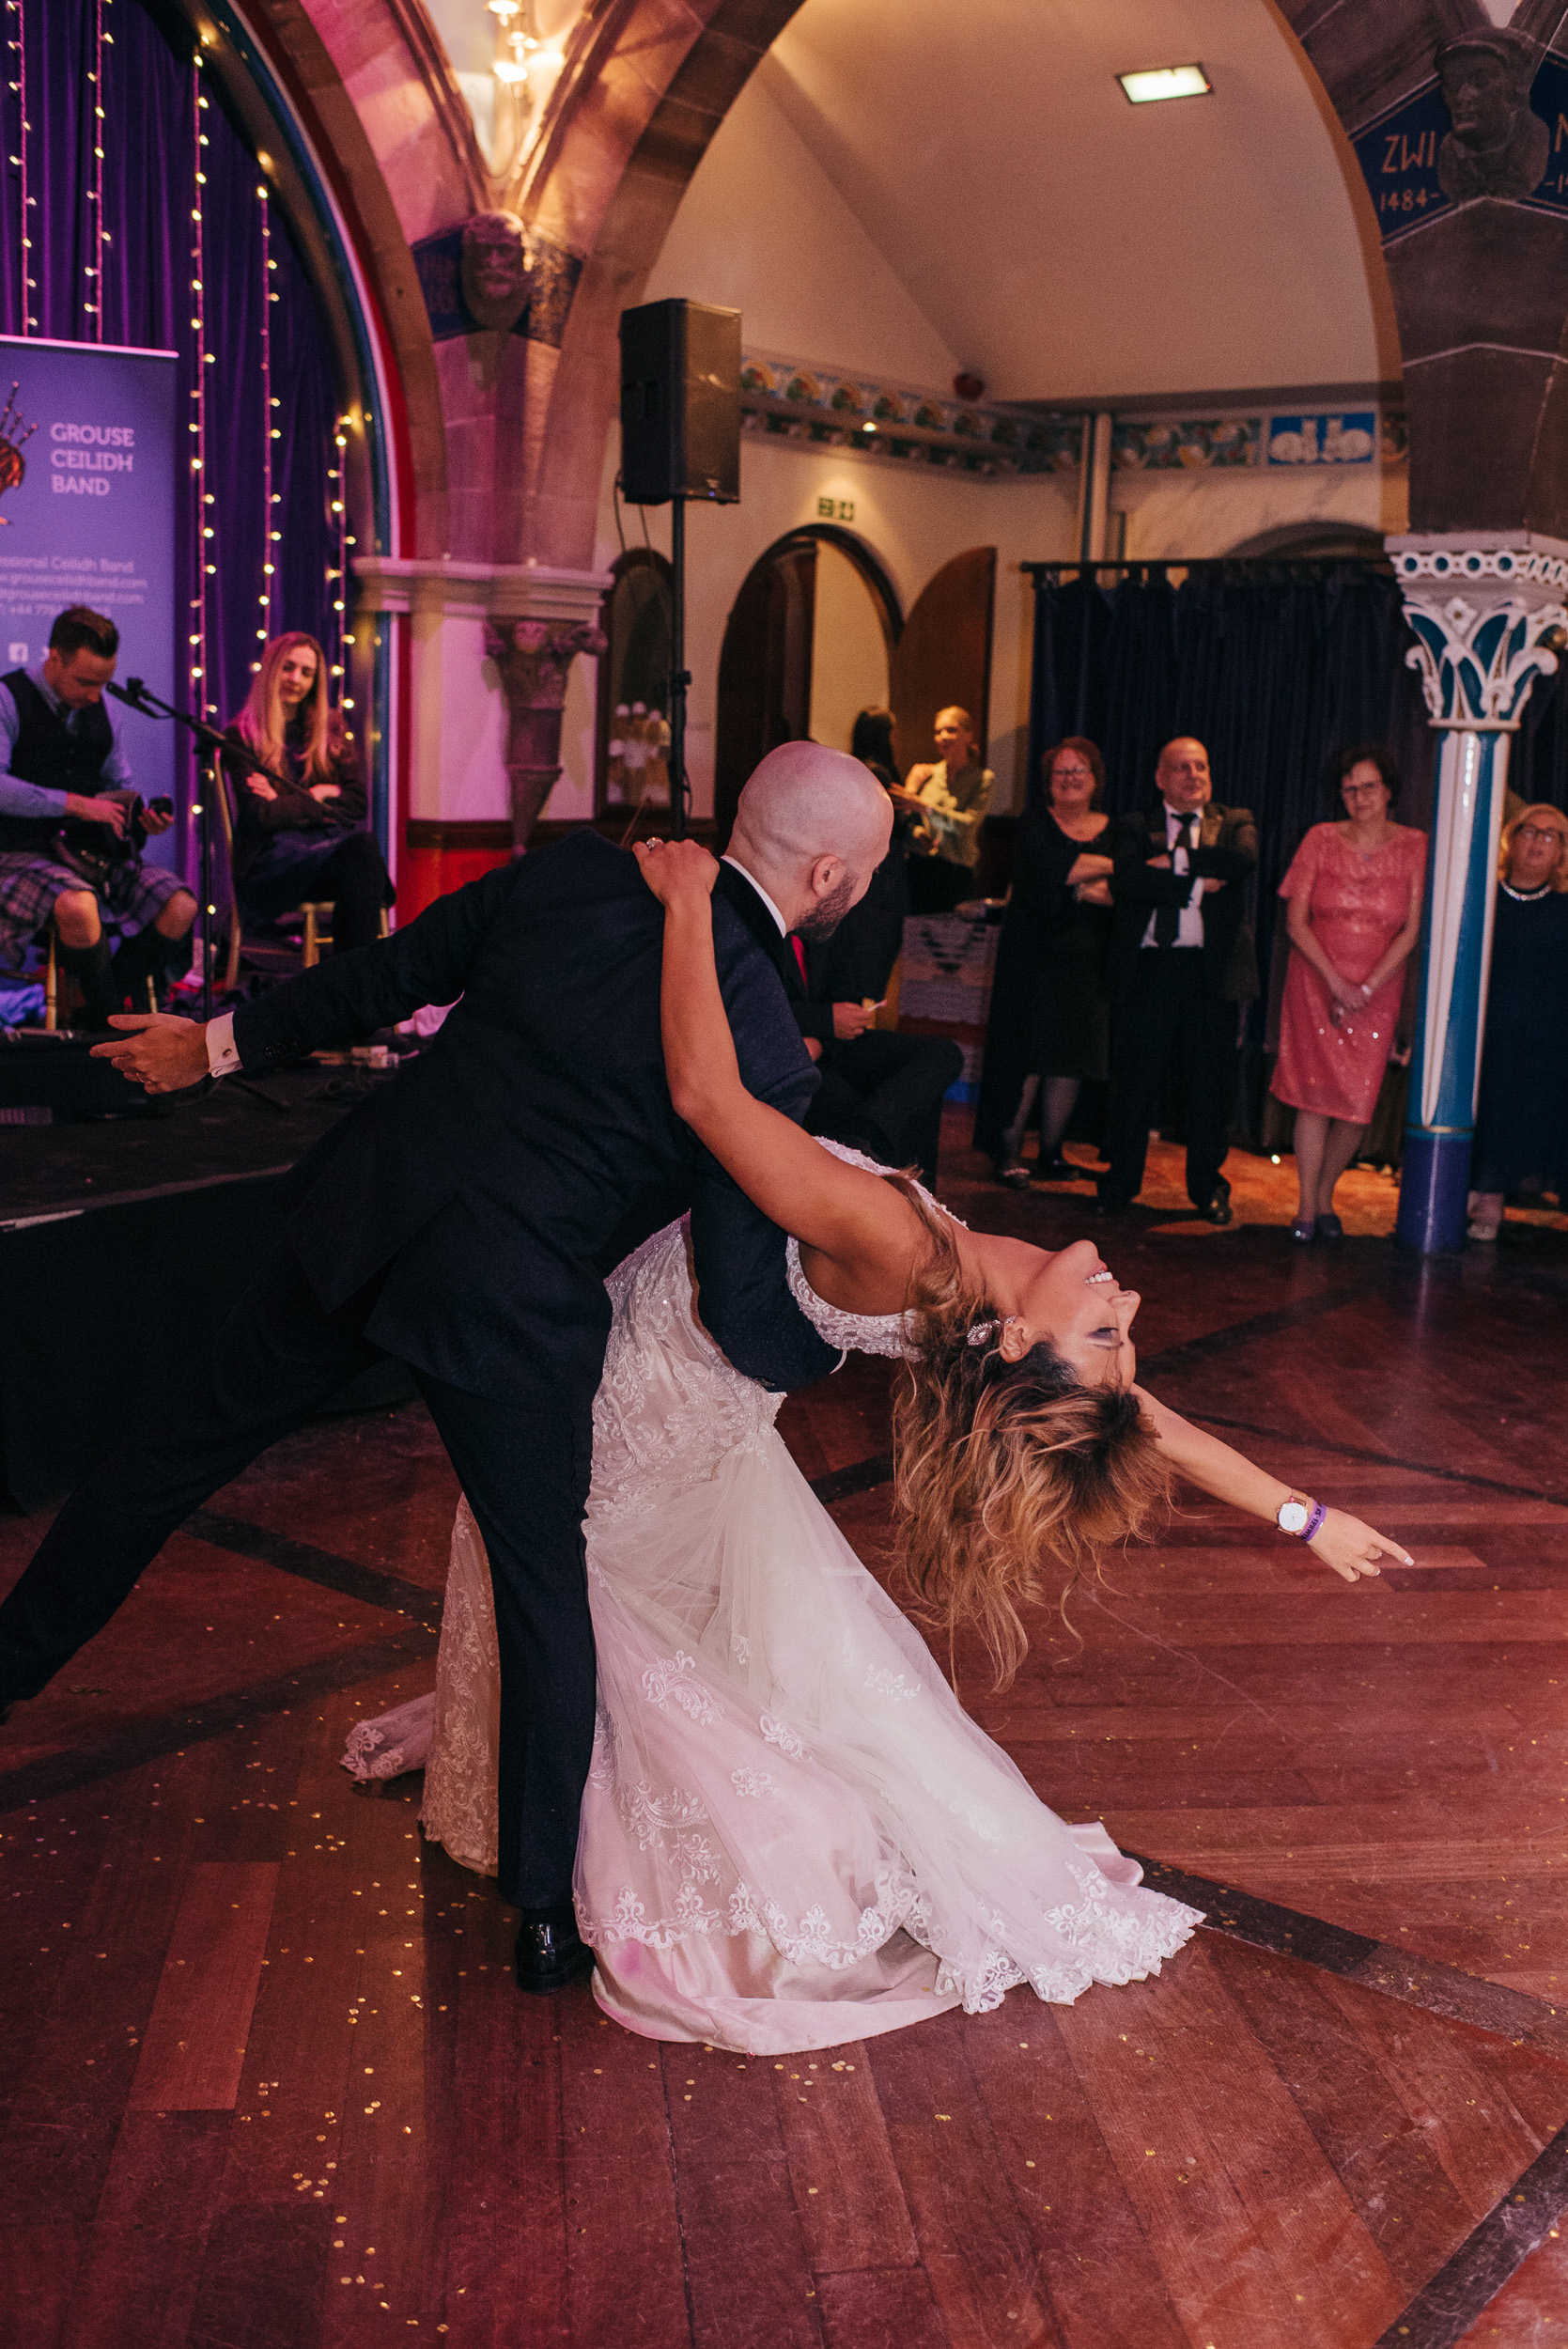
0, 745, 893, 1993
1095, 737, 1259, 1223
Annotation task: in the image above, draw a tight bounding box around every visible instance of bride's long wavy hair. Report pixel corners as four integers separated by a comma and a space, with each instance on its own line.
887, 1181, 1170, 1688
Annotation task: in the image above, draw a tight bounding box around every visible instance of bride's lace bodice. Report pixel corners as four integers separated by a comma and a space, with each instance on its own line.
590, 1139, 952, 1509
784, 1237, 911, 1360
784, 1139, 960, 1356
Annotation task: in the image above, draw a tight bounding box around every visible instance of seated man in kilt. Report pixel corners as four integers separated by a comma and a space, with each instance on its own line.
0, 605, 195, 1029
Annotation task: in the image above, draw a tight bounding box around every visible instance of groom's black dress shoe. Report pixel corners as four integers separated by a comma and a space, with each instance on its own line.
515, 1915, 594, 1996
1197, 1178, 1234, 1226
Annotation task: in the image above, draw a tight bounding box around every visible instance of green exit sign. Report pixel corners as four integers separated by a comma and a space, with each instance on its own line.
817, 496, 854, 521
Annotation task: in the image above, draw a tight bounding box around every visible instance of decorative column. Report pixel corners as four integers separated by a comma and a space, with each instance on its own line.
353, 556, 612, 879
484, 614, 607, 852
1389, 536, 1568, 1252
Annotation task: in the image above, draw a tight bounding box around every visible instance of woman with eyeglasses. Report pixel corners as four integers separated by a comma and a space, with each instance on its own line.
1269, 744, 1426, 1241
1467, 802, 1568, 1242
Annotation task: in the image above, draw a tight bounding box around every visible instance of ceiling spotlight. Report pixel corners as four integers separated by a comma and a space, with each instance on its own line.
1117, 64, 1211, 105
493, 55, 528, 80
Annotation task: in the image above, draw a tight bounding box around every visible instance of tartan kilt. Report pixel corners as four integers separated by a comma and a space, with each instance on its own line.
0, 849, 188, 971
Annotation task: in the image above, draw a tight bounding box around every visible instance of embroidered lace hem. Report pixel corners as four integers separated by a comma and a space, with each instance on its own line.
579, 1863, 1203, 2010
579, 1868, 920, 1964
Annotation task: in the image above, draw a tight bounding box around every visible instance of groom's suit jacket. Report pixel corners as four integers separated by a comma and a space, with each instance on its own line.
230, 830, 840, 1408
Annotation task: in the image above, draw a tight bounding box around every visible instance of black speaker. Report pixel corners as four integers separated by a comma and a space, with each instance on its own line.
619, 299, 740, 506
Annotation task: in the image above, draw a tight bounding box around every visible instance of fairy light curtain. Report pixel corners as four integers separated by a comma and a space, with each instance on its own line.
0, 0, 341, 870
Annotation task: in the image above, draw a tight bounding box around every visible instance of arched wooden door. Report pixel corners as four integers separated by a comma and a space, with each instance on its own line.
888, 547, 998, 778
713, 527, 902, 844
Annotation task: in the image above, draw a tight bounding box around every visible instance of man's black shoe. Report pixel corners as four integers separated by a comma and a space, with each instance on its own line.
1198, 1179, 1234, 1226
515, 1916, 594, 1996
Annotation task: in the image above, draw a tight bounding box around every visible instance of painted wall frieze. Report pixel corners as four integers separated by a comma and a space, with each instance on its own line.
739, 351, 1406, 480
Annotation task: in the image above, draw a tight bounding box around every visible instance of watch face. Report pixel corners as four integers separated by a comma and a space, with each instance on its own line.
1278, 1500, 1310, 1535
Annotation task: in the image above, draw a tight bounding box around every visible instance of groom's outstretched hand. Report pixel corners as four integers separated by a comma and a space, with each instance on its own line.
634, 837, 720, 910
91, 1011, 210, 1095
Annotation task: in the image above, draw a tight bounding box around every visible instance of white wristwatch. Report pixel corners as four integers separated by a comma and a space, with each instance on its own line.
1277, 1493, 1326, 1540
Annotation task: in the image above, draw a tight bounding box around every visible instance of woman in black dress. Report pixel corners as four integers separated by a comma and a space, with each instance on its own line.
838, 705, 912, 988
974, 738, 1114, 1188
1467, 801, 1568, 1240
225, 631, 392, 955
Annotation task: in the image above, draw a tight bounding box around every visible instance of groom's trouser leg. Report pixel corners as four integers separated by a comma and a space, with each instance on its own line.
413, 1377, 595, 1914
0, 1244, 387, 1702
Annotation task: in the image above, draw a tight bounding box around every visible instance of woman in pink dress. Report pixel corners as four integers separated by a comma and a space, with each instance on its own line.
1270, 746, 1426, 1241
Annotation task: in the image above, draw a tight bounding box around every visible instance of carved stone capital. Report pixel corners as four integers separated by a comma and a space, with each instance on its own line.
1388, 533, 1568, 598
483, 614, 608, 850
1389, 536, 1568, 731
483, 614, 605, 713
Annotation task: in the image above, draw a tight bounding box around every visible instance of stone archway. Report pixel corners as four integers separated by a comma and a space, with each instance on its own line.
1277, 0, 1568, 535
216, 0, 472, 559
713, 525, 902, 841
511, 0, 809, 569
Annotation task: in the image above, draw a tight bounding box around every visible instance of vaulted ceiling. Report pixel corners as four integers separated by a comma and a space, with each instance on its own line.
648, 0, 1402, 406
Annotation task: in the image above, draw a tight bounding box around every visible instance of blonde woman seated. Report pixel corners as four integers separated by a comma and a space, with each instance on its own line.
349, 841, 1408, 2056
225, 631, 391, 955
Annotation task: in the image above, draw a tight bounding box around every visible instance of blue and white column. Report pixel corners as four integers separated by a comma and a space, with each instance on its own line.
1389, 537, 1568, 1252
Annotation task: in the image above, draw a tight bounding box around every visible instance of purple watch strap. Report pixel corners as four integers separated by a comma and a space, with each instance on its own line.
1298, 1499, 1327, 1542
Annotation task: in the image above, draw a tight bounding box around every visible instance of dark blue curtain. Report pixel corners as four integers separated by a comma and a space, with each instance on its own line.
1028, 562, 1436, 1128
1514, 660, 1568, 811
0, 0, 340, 872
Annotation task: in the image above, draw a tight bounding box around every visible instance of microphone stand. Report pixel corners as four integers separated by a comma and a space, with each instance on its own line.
104, 677, 286, 1027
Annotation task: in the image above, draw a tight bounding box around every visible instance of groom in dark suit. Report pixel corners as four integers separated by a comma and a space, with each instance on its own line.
1096, 737, 1259, 1223
0, 744, 894, 1992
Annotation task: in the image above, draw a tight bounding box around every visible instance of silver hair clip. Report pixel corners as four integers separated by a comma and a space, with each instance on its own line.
967, 1320, 998, 1347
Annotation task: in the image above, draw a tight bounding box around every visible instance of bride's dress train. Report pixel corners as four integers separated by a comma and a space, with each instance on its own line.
346, 1187, 1202, 2054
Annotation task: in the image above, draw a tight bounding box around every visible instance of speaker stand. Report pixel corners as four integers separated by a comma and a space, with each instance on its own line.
669, 495, 690, 839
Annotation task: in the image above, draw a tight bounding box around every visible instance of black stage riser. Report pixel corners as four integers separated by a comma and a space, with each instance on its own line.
1, 1068, 417, 1511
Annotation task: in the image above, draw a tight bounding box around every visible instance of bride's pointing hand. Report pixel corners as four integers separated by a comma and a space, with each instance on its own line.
634, 837, 721, 910
1308, 1508, 1412, 1584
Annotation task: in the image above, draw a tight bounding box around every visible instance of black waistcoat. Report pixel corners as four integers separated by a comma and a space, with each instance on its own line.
0, 669, 116, 853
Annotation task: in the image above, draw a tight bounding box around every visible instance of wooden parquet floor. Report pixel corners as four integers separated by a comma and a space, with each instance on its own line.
3, 1124, 1567, 2348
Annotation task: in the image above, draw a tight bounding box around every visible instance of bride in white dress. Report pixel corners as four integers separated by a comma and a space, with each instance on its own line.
346, 841, 1410, 2056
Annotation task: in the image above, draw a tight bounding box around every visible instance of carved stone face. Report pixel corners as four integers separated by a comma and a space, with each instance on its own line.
1435, 31, 1547, 201
461, 213, 531, 334
1440, 50, 1517, 148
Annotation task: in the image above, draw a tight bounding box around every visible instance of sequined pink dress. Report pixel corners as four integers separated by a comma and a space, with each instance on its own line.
1271, 823, 1426, 1124
345, 1145, 1201, 2054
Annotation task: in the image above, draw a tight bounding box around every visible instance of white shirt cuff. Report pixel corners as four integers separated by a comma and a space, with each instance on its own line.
206, 1010, 241, 1077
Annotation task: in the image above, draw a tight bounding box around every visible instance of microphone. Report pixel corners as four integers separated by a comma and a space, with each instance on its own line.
103, 677, 149, 709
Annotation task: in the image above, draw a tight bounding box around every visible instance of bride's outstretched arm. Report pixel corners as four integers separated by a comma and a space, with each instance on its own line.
1133, 1385, 1413, 1584
635, 839, 917, 1285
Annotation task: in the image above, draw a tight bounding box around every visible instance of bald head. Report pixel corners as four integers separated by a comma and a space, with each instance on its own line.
728, 742, 893, 937
1157, 737, 1211, 814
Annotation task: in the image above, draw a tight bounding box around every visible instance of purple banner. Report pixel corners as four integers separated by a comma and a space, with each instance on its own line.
0, 333, 178, 800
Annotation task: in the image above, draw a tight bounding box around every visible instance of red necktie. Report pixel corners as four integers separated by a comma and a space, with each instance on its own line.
791, 937, 807, 986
